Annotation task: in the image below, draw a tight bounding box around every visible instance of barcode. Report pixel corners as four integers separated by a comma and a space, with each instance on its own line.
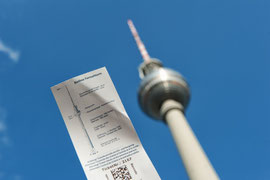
111, 165, 132, 180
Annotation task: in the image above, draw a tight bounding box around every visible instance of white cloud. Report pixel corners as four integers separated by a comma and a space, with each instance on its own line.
0, 107, 21, 179
0, 108, 18, 180
0, 108, 7, 133
0, 172, 5, 179
13, 175, 23, 180
0, 136, 10, 146
0, 173, 23, 180
0, 120, 6, 132
0, 40, 20, 63
0, 107, 10, 146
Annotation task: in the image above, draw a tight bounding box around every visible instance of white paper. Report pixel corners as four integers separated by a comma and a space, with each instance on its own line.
51, 67, 161, 180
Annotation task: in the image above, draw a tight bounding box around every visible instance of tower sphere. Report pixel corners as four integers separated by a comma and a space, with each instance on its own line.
138, 59, 191, 120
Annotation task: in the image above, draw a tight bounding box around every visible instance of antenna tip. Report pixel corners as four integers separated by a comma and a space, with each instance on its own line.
127, 19, 134, 28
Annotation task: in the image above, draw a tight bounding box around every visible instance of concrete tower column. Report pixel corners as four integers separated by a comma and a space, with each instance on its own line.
161, 100, 219, 180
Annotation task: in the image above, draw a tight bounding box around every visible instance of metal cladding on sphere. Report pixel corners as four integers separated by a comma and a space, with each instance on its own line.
138, 59, 191, 120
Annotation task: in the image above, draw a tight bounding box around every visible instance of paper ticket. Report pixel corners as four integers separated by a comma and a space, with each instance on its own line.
51, 67, 161, 180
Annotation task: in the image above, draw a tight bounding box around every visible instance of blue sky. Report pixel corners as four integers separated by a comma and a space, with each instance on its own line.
0, 0, 269, 179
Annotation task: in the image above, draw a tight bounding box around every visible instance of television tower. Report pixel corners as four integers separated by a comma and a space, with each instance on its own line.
127, 20, 219, 180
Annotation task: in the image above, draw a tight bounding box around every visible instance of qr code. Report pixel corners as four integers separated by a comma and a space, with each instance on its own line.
111, 165, 132, 180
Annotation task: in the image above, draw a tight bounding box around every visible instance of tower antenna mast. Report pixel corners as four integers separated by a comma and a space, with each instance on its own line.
127, 20, 151, 62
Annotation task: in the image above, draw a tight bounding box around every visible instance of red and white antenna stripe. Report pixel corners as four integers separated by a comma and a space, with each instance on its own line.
127, 19, 151, 62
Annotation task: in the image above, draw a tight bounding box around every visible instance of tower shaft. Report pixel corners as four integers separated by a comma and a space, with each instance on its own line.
161, 100, 219, 180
